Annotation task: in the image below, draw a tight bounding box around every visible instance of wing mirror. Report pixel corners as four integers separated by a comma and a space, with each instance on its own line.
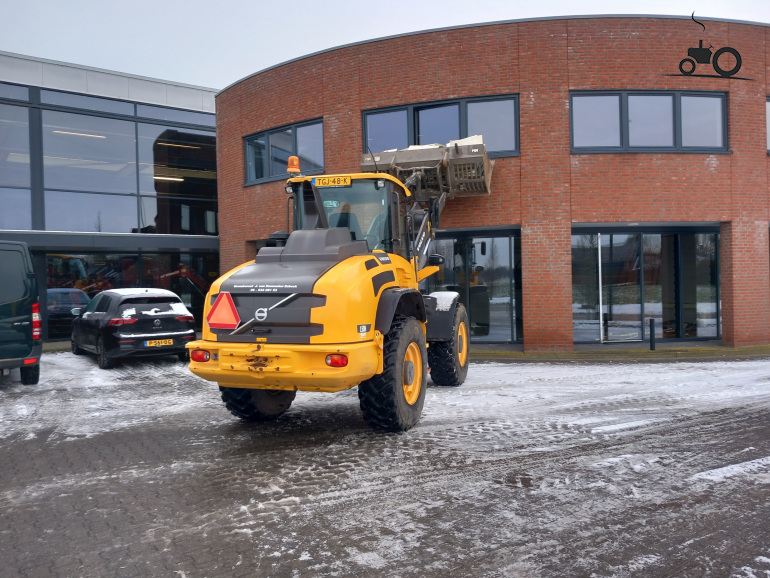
428, 254, 445, 266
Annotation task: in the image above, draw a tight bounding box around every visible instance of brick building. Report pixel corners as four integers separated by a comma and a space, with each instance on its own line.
214, 15, 770, 351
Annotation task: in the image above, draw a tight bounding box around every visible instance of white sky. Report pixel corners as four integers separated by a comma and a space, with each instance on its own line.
1, 0, 769, 89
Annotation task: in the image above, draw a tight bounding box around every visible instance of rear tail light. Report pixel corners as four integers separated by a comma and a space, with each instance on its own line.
325, 354, 348, 368
191, 349, 210, 362
176, 315, 195, 322
108, 318, 139, 327
23, 358, 38, 365
31, 303, 41, 340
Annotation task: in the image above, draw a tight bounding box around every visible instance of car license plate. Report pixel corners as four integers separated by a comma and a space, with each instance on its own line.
145, 339, 173, 347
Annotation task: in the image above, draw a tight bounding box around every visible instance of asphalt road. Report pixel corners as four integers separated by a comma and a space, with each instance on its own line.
1, 352, 770, 577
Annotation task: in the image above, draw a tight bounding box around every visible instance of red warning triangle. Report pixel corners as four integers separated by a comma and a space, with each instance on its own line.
206, 292, 241, 329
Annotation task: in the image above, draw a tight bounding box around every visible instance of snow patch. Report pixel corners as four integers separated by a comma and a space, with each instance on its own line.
691, 456, 770, 482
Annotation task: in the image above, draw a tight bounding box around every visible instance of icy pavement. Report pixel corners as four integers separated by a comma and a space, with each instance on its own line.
1, 352, 770, 577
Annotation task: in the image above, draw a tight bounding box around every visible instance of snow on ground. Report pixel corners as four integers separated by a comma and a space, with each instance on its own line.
2, 352, 770, 576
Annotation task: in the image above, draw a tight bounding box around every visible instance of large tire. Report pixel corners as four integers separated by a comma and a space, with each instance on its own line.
20, 364, 40, 385
96, 336, 115, 369
220, 387, 296, 421
428, 303, 470, 387
358, 316, 427, 432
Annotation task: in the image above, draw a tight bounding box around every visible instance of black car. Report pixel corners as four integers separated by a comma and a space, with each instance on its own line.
70, 288, 196, 369
0, 241, 42, 384
47, 288, 91, 340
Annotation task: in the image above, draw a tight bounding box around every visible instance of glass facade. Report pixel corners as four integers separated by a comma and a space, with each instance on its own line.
427, 233, 523, 343
572, 231, 719, 342
0, 81, 218, 339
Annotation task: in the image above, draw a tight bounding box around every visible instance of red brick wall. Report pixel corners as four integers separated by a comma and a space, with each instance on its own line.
215, 16, 770, 350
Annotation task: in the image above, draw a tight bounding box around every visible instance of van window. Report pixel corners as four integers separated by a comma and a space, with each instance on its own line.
0, 249, 27, 304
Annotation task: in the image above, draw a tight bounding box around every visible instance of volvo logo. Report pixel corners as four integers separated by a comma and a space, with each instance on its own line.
255, 308, 268, 322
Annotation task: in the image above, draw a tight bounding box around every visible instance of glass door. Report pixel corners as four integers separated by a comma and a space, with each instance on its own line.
601, 234, 643, 341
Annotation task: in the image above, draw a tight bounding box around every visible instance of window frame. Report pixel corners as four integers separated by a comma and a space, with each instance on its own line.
243, 118, 324, 185
362, 94, 520, 159
570, 90, 728, 154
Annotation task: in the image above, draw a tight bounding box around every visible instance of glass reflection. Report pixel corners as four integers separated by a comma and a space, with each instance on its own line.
296, 123, 324, 172
45, 191, 138, 233
601, 234, 642, 341
366, 110, 408, 153
270, 129, 292, 176
681, 96, 723, 148
138, 124, 216, 198
139, 196, 217, 235
0, 104, 31, 187
417, 104, 459, 145
572, 234, 600, 342
572, 95, 621, 147
467, 99, 517, 152
41, 90, 134, 115
0, 188, 31, 230
628, 95, 674, 147
43, 111, 137, 194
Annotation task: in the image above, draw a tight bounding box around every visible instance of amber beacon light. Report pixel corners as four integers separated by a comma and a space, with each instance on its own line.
287, 155, 301, 174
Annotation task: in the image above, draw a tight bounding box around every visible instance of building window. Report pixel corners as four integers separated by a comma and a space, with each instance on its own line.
0, 103, 30, 188
45, 190, 138, 233
570, 91, 727, 152
0, 188, 32, 230
0, 82, 29, 101
42, 110, 137, 194
245, 119, 324, 184
363, 95, 519, 157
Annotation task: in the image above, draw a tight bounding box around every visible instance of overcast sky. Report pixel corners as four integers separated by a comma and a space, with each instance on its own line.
2, 0, 769, 89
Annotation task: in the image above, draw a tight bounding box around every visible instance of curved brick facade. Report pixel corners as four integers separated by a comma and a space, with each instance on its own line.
216, 15, 770, 351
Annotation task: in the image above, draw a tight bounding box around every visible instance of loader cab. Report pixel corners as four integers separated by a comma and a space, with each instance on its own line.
287, 173, 409, 259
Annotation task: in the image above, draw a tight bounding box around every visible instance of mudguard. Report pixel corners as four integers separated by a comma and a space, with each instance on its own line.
423, 291, 460, 342
375, 288, 426, 334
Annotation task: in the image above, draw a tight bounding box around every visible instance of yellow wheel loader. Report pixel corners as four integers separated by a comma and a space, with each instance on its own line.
187, 140, 493, 431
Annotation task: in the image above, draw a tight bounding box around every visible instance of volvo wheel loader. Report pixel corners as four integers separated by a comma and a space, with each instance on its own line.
187, 139, 493, 431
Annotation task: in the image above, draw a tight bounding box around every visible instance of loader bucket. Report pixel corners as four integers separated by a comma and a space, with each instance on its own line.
361, 139, 493, 201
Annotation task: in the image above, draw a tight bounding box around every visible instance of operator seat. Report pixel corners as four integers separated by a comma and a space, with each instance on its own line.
329, 210, 363, 241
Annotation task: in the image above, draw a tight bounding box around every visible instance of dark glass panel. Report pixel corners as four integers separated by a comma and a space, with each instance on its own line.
642, 234, 676, 340
681, 96, 723, 148
467, 99, 517, 152
417, 104, 459, 145
42, 111, 137, 194
0, 82, 29, 101
46, 253, 140, 297
41, 90, 134, 115
45, 191, 138, 233
628, 95, 674, 147
572, 95, 621, 147
682, 233, 718, 337
247, 136, 266, 181
0, 103, 30, 187
0, 188, 31, 230
296, 122, 323, 172
136, 104, 215, 127
269, 128, 292, 176
138, 124, 216, 198
572, 234, 600, 342
139, 196, 217, 236
601, 234, 642, 341
366, 109, 408, 153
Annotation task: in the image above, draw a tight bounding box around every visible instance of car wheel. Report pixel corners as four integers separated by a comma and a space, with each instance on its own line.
96, 336, 115, 369
20, 364, 40, 385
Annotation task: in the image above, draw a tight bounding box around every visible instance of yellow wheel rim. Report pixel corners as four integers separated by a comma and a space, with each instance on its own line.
457, 321, 469, 367
402, 341, 423, 405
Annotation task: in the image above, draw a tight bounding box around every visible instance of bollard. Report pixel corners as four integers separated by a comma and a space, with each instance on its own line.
650, 318, 656, 351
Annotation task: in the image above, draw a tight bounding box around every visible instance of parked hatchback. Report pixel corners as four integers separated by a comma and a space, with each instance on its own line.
0, 241, 42, 384
71, 288, 195, 369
